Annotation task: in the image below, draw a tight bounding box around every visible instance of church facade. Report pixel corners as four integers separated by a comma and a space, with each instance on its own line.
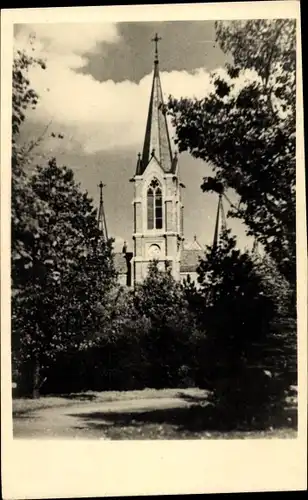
114, 35, 203, 287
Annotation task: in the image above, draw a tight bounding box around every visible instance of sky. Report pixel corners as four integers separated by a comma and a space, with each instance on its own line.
14, 21, 254, 253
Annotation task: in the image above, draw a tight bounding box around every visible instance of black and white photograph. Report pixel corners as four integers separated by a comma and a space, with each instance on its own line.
1, 1, 306, 497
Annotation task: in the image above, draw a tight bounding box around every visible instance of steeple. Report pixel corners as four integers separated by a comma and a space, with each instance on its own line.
136, 33, 177, 175
132, 34, 183, 286
212, 193, 227, 251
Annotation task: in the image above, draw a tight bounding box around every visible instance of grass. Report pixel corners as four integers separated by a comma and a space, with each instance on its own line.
98, 424, 297, 440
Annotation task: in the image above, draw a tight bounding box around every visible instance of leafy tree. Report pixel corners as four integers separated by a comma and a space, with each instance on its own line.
133, 261, 198, 388
252, 252, 295, 318
251, 252, 297, 389
11, 44, 117, 397
12, 158, 117, 397
12, 44, 45, 137
12, 40, 62, 281
168, 19, 296, 287
42, 286, 151, 393
96, 286, 152, 390
11, 45, 48, 278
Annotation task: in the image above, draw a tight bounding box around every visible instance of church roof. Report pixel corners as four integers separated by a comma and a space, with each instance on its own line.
180, 249, 204, 273
136, 34, 176, 176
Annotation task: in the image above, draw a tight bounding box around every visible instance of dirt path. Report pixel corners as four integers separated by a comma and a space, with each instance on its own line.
13, 389, 297, 440
13, 393, 202, 439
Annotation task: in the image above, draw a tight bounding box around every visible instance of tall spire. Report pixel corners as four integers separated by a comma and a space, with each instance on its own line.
252, 238, 259, 255
98, 181, 108, 241
212, 194, 227, 251
136, 33, 177, 175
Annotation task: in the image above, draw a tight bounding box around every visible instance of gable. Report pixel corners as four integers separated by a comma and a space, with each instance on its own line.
142, 154, 165, 177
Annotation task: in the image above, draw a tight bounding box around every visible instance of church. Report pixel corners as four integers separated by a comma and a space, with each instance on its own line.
112, 34, 204, 287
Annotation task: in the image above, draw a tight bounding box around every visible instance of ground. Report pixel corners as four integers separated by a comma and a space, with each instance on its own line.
13, 388, 297, 440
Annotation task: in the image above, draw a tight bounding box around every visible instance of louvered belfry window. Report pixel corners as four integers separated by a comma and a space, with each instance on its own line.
147, 187, 154, 229
147, 178, 163, 230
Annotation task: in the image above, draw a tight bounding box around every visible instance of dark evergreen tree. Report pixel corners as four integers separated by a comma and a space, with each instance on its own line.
192, 229, 292, 427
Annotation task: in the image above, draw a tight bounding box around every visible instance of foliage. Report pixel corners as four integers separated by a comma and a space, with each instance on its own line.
251, 253, 297, 388
90, 286, 152, 390
11, 45, 117, 397
188, 229, 293, 425
12, 41, 46, 143
12, 158, 117, 396
168, 19, 296, 286
41, 287, 150, 394
252, 252, 296, 318
133, 261, 198, 388
11, 46, 47, 276
42, 264, 200, 394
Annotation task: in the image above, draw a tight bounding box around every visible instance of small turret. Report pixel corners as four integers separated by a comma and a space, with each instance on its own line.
97, 181, 108, 241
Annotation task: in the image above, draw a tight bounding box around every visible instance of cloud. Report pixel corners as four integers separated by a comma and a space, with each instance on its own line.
15, 22, 120, 59
15, 24, 217, 154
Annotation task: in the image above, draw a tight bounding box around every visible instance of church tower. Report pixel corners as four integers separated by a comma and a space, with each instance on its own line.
131, 34, 184, 285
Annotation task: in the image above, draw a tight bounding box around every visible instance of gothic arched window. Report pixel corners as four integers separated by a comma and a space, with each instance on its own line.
147, 178, 163, 230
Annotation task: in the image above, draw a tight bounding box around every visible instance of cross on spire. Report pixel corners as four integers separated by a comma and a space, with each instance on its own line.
98, 181, 106, 203
151, 33, 162, 63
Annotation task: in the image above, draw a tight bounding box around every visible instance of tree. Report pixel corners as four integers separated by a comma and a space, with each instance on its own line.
11, 45, 48, 280
42, 285, 151, 393
12, 158, 117, 397
95, 286, 152, 390
12, 38, 47, 146
168, 19, 296, 287
11, 40, 63, 282
133, 261, 198, 388
11, 44, 117, 397
251, 252, 297, 389
192, 229, 290, 427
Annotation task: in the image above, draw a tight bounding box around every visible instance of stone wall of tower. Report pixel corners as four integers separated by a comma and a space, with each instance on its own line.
132, 169, 182, 285
134, 237, 142, 257
134, 179, 143, 232
134, 203, 142, 234
165, 200, 173, 232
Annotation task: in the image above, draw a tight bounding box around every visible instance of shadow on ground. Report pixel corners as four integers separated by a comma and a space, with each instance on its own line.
176, 391, 210, 403
69, 401, 297, 437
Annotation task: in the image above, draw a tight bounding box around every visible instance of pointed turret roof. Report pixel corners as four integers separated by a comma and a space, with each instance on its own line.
212, 193, 227, 250
136, 33, 177, 175
97, 181, 108, 241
